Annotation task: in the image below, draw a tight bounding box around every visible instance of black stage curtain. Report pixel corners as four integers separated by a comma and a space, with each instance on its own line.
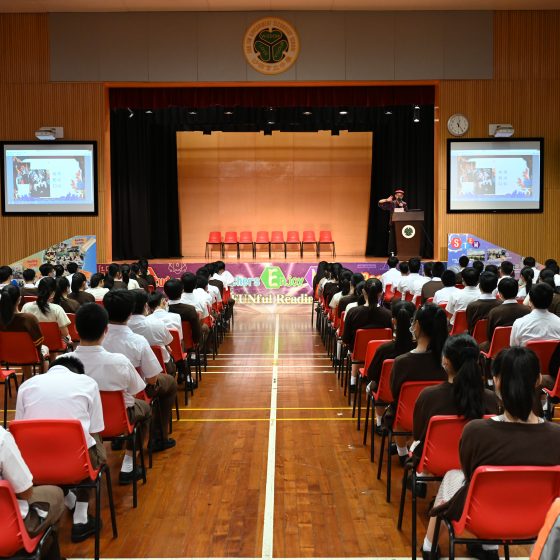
110, 110, 181, 261
365, 106, 434, 258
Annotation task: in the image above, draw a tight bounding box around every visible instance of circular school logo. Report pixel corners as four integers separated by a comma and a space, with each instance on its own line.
243, 17, 300, 75
402, 225, 416, 239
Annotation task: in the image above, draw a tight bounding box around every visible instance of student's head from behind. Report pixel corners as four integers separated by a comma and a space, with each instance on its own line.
386, 256, 399, 269
529, 283, 554, 310
107, 263, 120, 279
364, 277, 382, 305
164, 278, 183, 301
472, 260, 484, 274
458, 255, 469, 268
519, 266, 535, 290
461, 267, 480, 287
103, 289, 135, 323
492, 346, 541, 422
0, 285, 20, 327
499, 261, 514, 278
523, 256, 536, 269
441, 269, 456, 288
76, 303, 109, 342
196, 274, 209, 290
498, 277, 519, 300
22, 268, 36, 283
214, 261, 226, 273
0, 266, 13, 284
132, 289, 149, 315
408, 257, 421, 274
412, 303, 448, 361
49, 355, 85, 375
53, 264, 65, 278
484, 264, 499, 275
391, 300, 416, 349
71, 272, 87, 294
354, 281, 366, 305
399, 262, 409, 275
351, 273, 364, 288
479, 271, 498, 294
181, 272, 197, 294
196, 266, 210, 279
38, 263, 54, 278
66, 262, 79, 274
431, 262, 445, 279
423, 261, 434, 279
148, 291, 166, 312
53, 276, 70, 304
89, 272, 104, 289
544, 259, 559, 275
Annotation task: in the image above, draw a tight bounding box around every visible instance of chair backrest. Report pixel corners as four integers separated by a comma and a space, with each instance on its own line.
224, 231, 238, 243
450, 309, 468, 335
361, 339, 392, 377
438, 302, 448, 310
168, 328, 184, 362
150, 345, 166, 370
181, 321, 196, 349
255, 231, 269, 243
147, 284, 155, 294
207, 231, 222, 243
286, 230, 300, 242
99, 390, 133, 437
526, 339, 560, 375
319, 230, 333, 242
472, 318, 489, 344
418, 415, 469, 476
383, 284, 393, 302
10, 419, 97, 484
39, 322, 66, 352
271, 231, 284, 242
239, 230, 253, 243
404, 292, 414, 302
352, 328, 393, 361
67, 313, 80, 343
22, 295, 37, 306
0, 331, 41, 365
373, 359, 395, 403
394, 381, 442, 432
302, 230, 316, 242
487, 326, 512, 358
455, 466, 560, 540
426, 297, 434, 304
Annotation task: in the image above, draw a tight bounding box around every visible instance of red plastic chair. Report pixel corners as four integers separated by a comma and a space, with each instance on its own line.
526, 339, 560, 375
301, 230, 318, 258
150, 346, 179, 427
223, 231, 239, 258
450, 309, 468, 335
147, 284, 155, 294
99, 391, 147, 508
377, 380, 442, 502
0, 331, 42, 379
67, 313, 80, 344
426, 297, 434, 304
286, 231, 301, 257
270, 231, 286, 258
238, 231, 254, 259
0, 480, 55, 558
318, 230, 336, 258
254, 231, 271, 258
481, 326, 512, 360
432, 466, 560, 560
10, 419, 118, 560
205, 231, 223, 259
181, 319, 202, 387
383, 283, 393, 303
169, 327, 193, 405
472, 318, 489, 344
39, 322, 67, 355
0, 366, 17, 428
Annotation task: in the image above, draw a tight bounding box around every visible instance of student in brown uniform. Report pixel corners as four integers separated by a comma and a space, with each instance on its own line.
422, 346, 560, 560
420, 262, 445, 304
68, 272, 95, 306
53, 277, 80, 314
465, 271, 500, 334
164, 278, 202, 346
338, 273, 364, 317
21, 268, 38, 296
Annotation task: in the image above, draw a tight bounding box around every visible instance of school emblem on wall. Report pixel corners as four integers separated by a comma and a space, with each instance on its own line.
243, 17, 300, 75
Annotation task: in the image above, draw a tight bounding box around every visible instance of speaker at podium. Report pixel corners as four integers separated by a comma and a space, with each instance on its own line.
392, 210, 424, 260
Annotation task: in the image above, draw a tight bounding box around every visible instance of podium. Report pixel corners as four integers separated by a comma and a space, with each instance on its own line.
393, 210, 424, 259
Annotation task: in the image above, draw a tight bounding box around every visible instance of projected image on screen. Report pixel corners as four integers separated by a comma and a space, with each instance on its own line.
448, 139, 543, 213
2, 143, 97, 215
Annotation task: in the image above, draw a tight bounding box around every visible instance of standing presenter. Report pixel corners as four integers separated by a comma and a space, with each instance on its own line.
378, 188, 408, 256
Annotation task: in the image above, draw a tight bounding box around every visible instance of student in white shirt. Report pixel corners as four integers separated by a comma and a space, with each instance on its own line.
121, 264, 141, 290
21, 268, 37, 293
395, 262, 411, 297
213, 260, 235, 290
381, 256, 401, 291
197, 266, 221, 304
65, 261, 79, 287
194, 275, 214, 309
38, 263, 55, 280
329, 270, 352, 311
85, 273, 109, 300
15, 356, 105, 543
433, 270, 462, 305
67, 303, 149, 485
147, 291, 182, 340
523, 256, 540, 282
517, 266, 535, 299
404, 257, 430, 299
180, 272, 208, 319
102, 290, 177, 452
446, 268, 481, 325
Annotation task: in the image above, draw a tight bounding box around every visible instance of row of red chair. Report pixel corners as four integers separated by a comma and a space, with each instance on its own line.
206, 230, 335, 259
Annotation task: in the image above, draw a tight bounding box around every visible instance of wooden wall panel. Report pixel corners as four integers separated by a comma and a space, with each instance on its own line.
177, 131, 372, 257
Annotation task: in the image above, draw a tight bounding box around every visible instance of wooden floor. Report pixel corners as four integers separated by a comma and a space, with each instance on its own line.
3, 305, 530, 559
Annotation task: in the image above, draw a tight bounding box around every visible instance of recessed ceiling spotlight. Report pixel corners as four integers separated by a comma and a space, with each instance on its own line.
339, 110, 348, 115
267, 121, 275, 125
384, 109, 393, 115
189, 110, 197, 115
303, 110, 312, 116
224, 110, 233, 115
145, 110, 153, 114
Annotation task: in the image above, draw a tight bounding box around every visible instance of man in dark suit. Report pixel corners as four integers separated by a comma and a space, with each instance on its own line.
466, 271, 501, 334
421, 262, 445, 303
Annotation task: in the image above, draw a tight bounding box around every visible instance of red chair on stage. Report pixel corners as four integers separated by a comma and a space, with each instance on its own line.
450, 309, 468, 335
286, 230, 301, 257
318, 230, 336, 258
526, 339, 560, 375
223, 231, 239, 258
301, 230, 318, 258
270, 231, 286, 258
239, 231, 254, 259
254, 231, 271, 258
205, 231, 223, 259
472, 318, 489, 345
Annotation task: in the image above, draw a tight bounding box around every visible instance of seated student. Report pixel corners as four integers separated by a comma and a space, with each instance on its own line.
498, 260, 515, 283
472, 260, 484, 275
67, 304, 150, 485
213, 260, 235, 290
195, 269, 219, 305
180, 272, 208, 319
21, 268, 38, 296
518, 266, 536, 299
465, 271, 500, 334
164, 278, 203, 345
446, 268, 481, 325
53, 277, 80, 314
330, 269, 352, 312
313, 261, 328, 296
381, 256, 401, 291
432, 270, 460, 306
452, 255, 470, 282
137, 259, 157, 291
38, 263, 55, 280
121, 264, 141, 290
0, 265, 13, 289
422, 346, 560, 560
344, 280, 365, 315
197, 266, 221, 304
484, 264, 499, 275
404, 257, 430, 300
395, 261, 411, 297
538, 270, 560, 317
107, 263, 126, 290
68, 272, 95, 306
0, 424, 65, 560
15, 355, 105, 543
148, 291, 182, 339
342, 278, 392, 392
65, 261, 79, 286
544, 258, 560, 288
524, 255, 540, 281
323, 263, 343, 306
421, 262, 445, 303
130, 263, 149, 291
389, 303, 448, 461
85, 272, 109, 300
102, 290, 177, 451
485, 277, 530, 350
206, 263, 224, 297
318, 263, 334, 297
53, 264, 65, 279
338, 273, 364, 316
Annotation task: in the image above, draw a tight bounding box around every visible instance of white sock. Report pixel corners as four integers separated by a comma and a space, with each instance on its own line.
350, 377, 356, 386
397, 445, 408, 457
422, 536, 432, 552
64, 490, 76, 510
73, 501, 88, 525
482, 544, 499, 551
376, 416, 381, 426
121, 453, 134, 473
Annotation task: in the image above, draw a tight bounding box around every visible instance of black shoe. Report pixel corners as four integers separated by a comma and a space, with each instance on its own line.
71, 516, 99, 543
375, 425, 384, 436
421, 546, 440, 560
466, 544, 499, 560
390, 443, 398, 455
349, 385, 357, 394
152, 438, 176, 452
406, 476, 427, 498
398, 454, 408, 466
111, 440, 124, 451
119, 466, 145, 485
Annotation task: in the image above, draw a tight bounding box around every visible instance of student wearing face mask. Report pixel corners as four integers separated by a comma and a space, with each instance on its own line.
378, 188, 408, 256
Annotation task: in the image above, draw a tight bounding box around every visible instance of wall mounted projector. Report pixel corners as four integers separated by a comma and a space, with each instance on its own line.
35, 127, 64, 141
489, 124, 514, 138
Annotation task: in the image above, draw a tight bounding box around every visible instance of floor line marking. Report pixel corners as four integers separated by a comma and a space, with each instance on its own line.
177, 417, 356, 423
176, 407, 352, 411
262, 313, 279, 560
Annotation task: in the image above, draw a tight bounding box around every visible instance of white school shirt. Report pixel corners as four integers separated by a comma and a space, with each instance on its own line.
23, 283, 36, 289
381, 268, 402, 291
510, 309, 560, 347
127, 279, 141, 290
396, 275, 411, 295
15, 365, 104, 449
207, 284, 221, 303
446, 285, 481, 324
329, 290, 343, 310
102, 323, 162, 380
180, 292, 208, 319
149, 308, 183, 340
193, 287, 213, 307
432, 286, 460, 305
21, 301, 70, 329
555, 274, 560, 288
127, 314, 173, 363
214, 270, 235, 289
86, 286, 109, 299
67, 346, 146, 408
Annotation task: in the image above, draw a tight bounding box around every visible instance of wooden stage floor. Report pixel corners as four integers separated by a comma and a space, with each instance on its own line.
3, 305, 530, 559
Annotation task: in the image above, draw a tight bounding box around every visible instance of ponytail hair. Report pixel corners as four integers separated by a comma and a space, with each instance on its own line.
0, 285, 20, 327
520, 266, 534, 294
339, 270, 353, 296
492, 346, 540, 422
53, 276, 70, 304
121, 264, 131, 286
365, 278, 383, 317
392, 300, 416, 352
415, 303, 449, 363
443, 334, 484, 420
71, 272, 87, 295
37, 276, 56, 314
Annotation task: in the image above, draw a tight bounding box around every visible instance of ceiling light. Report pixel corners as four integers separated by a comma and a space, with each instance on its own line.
145, 110, 152, 114
267, 120, 275, 125
127, 107, 134, 119
339, 110, 348, 115
384, 109, 393, 116
303, 110, 312, 116
413, 106, 420, 123
224, 110, 233, 115
414, 105, 420, 110
189, 110, 197, 115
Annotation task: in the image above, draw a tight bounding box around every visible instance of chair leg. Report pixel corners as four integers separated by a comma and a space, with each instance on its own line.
370, 398, 376, 462
284, 242, 286, 259
386, 431, 393, 502
363, 393, 370, 445
377, 430, 386, 480
94, 476, 102, 560
104, 468, 118, 538
431, 517, 442, 560
175, 396, 180, 421
300, 242, 303, 258
397, 467, 408, 530
504, 544, 510, 560
131, 432, 138, 508
411, 470, 417, 558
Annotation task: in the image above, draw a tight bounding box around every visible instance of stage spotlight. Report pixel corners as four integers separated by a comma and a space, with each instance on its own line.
145, 110, 153, 114
413, 106, 420, 123
339, 109, 348, 115
331, 129, 340, 136
224, 109, 233, 115
303, 110, 312, 116
127, 107, 134, 119
188, 110, 198, 115
384, 109, 393, 116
